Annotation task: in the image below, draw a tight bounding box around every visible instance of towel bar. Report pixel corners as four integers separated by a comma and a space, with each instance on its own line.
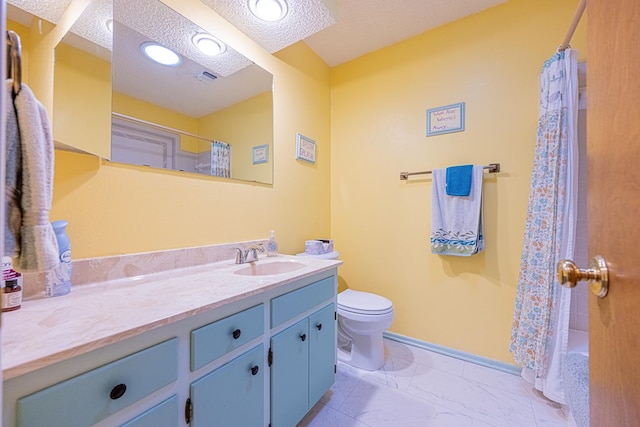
400, 163, 500, 180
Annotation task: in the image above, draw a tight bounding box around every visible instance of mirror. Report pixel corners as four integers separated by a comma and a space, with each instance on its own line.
111, 0, 274, 184
54, 0, 113, 158
8, 0, 274, 185
6, 0, 114, 158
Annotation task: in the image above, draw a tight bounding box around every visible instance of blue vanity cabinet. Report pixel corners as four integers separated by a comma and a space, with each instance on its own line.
190, 344, 264, 427
14, 339, 178, 427
190, 304, 264, 371
120, 395, 179, 427
308, 303, 337, 405
3, 267, 339, 427
271, 318, 310, 427
270, 302, 336, 427
270, 274, 337, 427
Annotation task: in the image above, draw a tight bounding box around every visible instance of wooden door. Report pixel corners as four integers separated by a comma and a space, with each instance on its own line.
588, 0, 640, 424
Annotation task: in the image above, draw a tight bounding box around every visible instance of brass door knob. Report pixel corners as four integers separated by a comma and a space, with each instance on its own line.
557, 255, 609, 298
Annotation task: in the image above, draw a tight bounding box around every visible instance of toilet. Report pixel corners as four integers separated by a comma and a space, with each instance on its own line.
297, 247, 394, 371
337, 289, 394, 371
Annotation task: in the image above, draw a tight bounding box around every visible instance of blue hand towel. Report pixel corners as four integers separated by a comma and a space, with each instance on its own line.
446, 164, 473, 196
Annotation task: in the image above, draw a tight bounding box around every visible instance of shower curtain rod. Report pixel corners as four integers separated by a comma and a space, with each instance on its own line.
112, 112, 214, 143
399, 163, 500, 180
558, 0, 587, 51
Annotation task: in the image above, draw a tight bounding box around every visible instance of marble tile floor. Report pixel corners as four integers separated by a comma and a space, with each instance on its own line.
298, 338, 570, 427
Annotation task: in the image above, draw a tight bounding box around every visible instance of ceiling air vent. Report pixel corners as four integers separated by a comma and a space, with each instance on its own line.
196, 71, 217, 83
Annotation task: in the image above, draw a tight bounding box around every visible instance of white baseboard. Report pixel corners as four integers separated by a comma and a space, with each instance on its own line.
383, 331, 522, 376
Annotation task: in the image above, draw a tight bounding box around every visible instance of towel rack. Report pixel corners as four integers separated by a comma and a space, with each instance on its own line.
6, 30, 22, 97
400, 163, 500, 180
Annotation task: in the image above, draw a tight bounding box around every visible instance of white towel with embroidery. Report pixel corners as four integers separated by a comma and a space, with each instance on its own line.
5, 81, 59, 272
430, 165, 484, 256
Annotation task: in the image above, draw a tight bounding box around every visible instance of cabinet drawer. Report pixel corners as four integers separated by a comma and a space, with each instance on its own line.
191, 304, 264, 371
271, 276, 335, 328
16, 338, 178, 427
121, 395, 179, 427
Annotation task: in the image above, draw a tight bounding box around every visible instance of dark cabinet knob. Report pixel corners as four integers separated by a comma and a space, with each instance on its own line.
110, 383, 127, 400
251, 365, 259, 376
300, 333, 307, 342
316, 323, 322, 331
232, 329, 242, 339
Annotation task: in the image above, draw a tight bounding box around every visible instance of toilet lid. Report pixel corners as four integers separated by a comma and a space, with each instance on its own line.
338, 289, 393, 314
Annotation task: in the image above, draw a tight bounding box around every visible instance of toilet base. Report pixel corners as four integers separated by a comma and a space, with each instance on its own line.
337, 332, 385, 371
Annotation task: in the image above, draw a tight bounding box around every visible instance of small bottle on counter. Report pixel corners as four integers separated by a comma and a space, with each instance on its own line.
46, 220, 72, 297
2, 256, 22, 312
267, 230, 279, 257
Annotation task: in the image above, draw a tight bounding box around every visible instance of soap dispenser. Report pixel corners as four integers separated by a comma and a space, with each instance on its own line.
267, 230, 279, 257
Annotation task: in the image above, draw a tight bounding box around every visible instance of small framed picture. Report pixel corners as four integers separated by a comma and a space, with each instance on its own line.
296, 133, 316, 164
426, 102, 465, 136
252, 144, 269, 164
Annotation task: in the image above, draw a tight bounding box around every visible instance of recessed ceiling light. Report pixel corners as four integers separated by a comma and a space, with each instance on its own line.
248, 0, 288, 22
192, 33, 226, 56
141, 42, 181, 66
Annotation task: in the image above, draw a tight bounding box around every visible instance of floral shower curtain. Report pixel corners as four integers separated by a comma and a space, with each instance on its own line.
211, 140, 231, 178
510, 49, 579, 403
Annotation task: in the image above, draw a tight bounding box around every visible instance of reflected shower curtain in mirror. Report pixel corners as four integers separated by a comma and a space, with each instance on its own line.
211, 141, 231, 178
510, 49, 579, 404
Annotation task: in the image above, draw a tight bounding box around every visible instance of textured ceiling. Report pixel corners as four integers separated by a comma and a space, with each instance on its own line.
68, 0, 111, 51
305, 0, 508, 66
7, 0, 510, 116
114, 0, 251, 78
6, 0, 72, 25
201, 0, 336, 54
112, 0, 270, 118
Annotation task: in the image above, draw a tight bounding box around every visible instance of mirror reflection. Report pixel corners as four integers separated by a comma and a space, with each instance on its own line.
8, 0, 274, 185
54, 0, 113, 158
112, 0, 274, 184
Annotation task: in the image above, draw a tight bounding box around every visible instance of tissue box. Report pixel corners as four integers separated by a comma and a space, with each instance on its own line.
305, 239, 333, 255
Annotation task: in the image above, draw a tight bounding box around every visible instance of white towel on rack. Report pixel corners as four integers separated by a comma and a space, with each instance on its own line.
5, 81, 59, 272
430, 165, 484, 256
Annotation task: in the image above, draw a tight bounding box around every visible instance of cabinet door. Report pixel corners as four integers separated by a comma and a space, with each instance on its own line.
120, 395, 179, 427
270, 318, 309, 427
308, 303, 336, 406
190, 345, 264, 427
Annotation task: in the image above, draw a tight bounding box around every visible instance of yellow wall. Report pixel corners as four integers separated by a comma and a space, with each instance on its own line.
53, 43, 111, 157
199, 91, 273, 183
112, 92, 199, 136
112, 91, 201, 152
330, 0, 586, 363
51, 1, 332, 259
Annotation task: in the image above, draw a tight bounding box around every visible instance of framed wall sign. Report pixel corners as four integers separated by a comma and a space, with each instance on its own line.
296, 133, 316, 163
252, 144, 269, 164
426, 102, 465, 136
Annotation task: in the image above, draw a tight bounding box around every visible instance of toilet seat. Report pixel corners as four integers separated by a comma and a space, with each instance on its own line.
338, 289, 393, 315
339, 305, 394, 316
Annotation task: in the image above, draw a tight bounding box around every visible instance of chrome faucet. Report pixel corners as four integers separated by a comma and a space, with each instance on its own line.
233, 244, 265, 264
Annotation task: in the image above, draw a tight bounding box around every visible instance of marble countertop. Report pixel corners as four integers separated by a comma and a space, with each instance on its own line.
1, 255, 341, 380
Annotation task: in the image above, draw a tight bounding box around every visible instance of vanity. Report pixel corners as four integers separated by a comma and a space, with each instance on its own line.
1, 243, 341, 427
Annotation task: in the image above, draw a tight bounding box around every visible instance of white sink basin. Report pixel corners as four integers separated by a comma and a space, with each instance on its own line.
234, 260, 306, 276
